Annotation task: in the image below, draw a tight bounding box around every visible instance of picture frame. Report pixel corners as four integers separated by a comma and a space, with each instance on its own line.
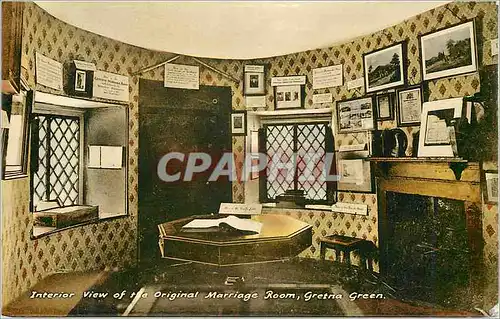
417, 97, 463, 157
231, 111, 247, 136
484, 171, 498, 204
244, 65, 265, 96
75, 70, 86, 92
396, 85, 423, 126
375, 92, 395, 121
2, 78, 33, 179
363, 42, 406, 93
274, 85, 303, 110
336, 96, 376, 133
336, 150, 374, 193
420, 20, 477, 81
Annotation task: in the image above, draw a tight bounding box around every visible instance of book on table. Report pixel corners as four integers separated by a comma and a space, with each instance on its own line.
181, 215, 263, 234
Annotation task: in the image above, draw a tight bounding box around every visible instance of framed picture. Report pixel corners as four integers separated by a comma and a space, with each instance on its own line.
417, 97, 463, 157
336, 96, 376, 133
375, 92, 395, 121
75, 70, 86, 92
244, 66, 265, 96
231, 111, 247, 136
396, 85, 423, 126
274, 85, 303, 110
420, 20, 477, 81
484, 171, 498, 204
363, 42, 406, 93
336, 150, 374, 193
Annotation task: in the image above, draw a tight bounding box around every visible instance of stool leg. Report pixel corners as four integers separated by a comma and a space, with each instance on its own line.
360, 254, 367, 270
320, 243, 326, 260
368, 257, 373, 271
344, 249, 351, 265
334, 249, 340, 262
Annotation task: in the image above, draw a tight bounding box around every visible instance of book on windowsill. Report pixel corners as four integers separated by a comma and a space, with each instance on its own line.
181, 215, 263, 234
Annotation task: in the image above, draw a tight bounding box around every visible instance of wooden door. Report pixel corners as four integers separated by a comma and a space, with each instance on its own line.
138, 79, 232, 263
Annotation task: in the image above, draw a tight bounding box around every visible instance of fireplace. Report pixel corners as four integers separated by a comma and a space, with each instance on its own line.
372, 158, 483, 305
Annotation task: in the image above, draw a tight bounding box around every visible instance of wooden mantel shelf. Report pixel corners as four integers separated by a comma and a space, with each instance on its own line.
369, 157, 478, 181
368, 157, 467, 163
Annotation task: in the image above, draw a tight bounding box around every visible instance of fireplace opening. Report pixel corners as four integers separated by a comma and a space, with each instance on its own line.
385, 192, 471, 305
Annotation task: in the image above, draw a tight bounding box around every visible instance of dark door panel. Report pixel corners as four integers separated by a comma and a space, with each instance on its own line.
138, 79, 232, 263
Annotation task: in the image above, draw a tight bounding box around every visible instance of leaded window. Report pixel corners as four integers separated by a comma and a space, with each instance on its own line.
32, 114, 80, 207
262, 122, 334, 203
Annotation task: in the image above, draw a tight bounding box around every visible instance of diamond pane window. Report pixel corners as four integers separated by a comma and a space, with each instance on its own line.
33, 115, 80, 207
264, 123, 333, 203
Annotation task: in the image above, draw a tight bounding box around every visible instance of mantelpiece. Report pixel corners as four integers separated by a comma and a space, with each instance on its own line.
373, 157, 483, 301
369, 157, 476, 181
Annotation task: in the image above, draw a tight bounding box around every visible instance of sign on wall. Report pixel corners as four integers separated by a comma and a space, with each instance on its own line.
271, 75, 306, 86
35, 52, 63, 91
93, 70, 129, 102
312, 65, 343, 89
312, 93, 333, 105
164, 63, 200, 90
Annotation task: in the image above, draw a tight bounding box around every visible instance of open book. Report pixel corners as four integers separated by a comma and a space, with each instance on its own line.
181, 215, 263, 234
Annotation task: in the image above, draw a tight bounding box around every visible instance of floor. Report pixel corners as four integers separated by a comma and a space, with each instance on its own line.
63, 258, 482, 317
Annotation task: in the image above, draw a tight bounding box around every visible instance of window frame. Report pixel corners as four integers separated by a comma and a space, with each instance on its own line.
259, 121, 336, 205
30, 103, 85, 209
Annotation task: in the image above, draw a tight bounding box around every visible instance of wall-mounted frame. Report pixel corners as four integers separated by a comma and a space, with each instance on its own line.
420, 20, 477, 81
231, 111, 247, 136
274, 85, 303, 110
363, 42, 406, 93
336, 150, 374, 193
376, 92, 395, 121
336, 96, 376, 133
396, 85, 423, 126
244, 65, 265, 96
2, 78, 33, 179
417, 97, 463, 157
68, 60, 95, 98
484, 170, 498, 204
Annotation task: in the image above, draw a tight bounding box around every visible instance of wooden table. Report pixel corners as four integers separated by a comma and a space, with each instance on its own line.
157, 214, 312, 266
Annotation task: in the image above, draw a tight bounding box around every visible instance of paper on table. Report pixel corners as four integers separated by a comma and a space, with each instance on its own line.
182, 215, 263, 234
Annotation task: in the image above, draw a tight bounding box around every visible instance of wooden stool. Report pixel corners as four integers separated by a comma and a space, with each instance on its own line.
319, 235, 374, 271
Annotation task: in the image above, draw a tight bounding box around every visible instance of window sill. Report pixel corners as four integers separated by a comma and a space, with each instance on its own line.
31, 213, 128, 240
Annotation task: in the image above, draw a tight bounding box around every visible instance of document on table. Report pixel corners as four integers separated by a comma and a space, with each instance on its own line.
182, 215, 262, 234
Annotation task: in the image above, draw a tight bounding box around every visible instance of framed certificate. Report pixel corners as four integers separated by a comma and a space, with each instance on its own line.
397, 85, 423, 126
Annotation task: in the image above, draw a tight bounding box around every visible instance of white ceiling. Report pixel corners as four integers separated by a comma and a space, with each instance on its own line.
35, 1, 449, 60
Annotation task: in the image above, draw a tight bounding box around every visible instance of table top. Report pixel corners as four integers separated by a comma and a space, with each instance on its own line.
158, 214, 312, 245
321, 234, 365, 247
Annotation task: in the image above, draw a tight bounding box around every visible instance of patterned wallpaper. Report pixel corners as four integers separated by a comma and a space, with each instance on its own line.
2, 2, 247, 306
250, 4, 497, 308
1, 0, 497, 308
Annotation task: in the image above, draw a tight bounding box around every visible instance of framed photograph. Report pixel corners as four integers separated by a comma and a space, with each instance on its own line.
420, 20, 477, 81
417, 97, 463, 157
376, 93, 395, 121
396, 85, 423, 126
274, 85, 303, 110
231, 111, 247, 136
244, 73, 265, 96
75, 70, 86, 92
484, 171, 498, 204
363, 42, 406, 93
336, 96, 376, 133
336, 150, 374, 193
